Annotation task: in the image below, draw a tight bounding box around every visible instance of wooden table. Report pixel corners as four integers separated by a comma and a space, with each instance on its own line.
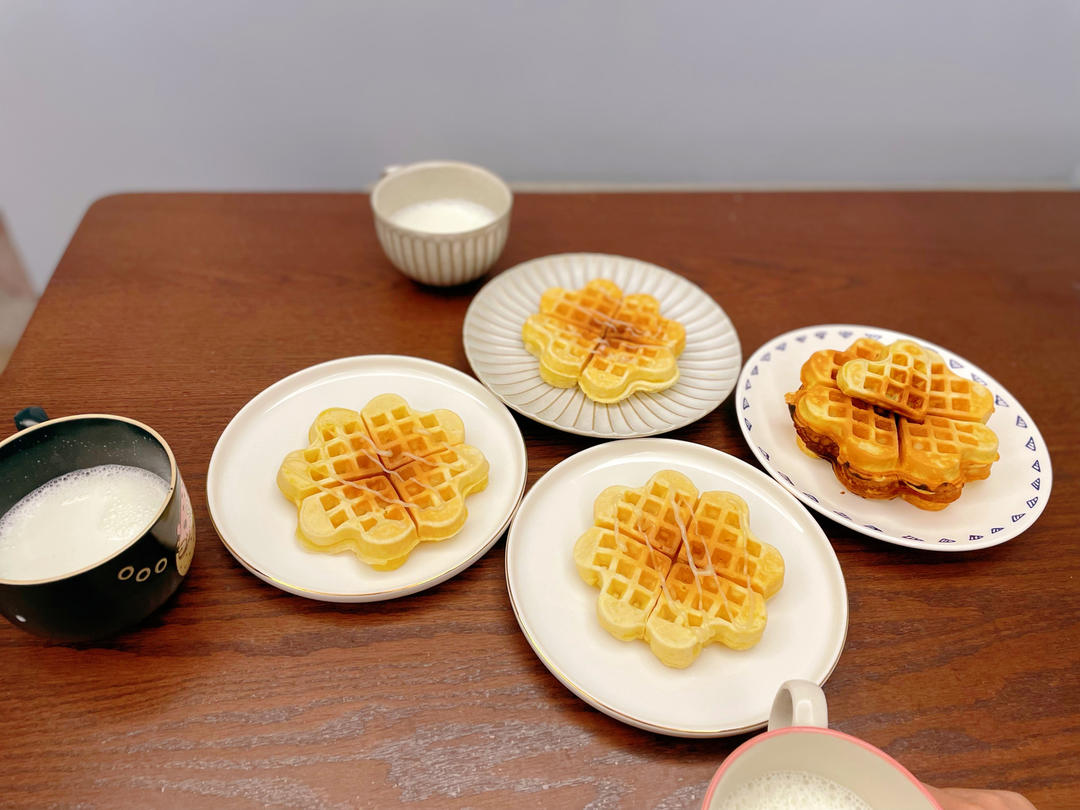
1, 192, 1077, 808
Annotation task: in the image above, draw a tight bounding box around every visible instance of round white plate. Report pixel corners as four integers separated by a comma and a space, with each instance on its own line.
737, 324, 1053, 551
506, 438, 847, 737
207, 355, 527, 601
463, 253, 741, 438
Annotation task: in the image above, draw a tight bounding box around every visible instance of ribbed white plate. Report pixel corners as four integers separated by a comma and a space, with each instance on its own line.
506, 439, 847, 737
737, 325, 1053, 551
463, 253, 741, 438
207, 356, 527, 601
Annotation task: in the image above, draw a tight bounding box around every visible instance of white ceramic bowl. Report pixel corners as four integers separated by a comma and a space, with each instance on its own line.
371, 160, 513, 286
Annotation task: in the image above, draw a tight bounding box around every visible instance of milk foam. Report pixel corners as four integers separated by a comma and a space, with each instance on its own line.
0, 465, 169, 581
390, 199, 496, 233
716, 770, 873, 810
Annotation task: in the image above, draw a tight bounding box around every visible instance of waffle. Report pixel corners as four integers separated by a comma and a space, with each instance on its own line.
898, 415, 998, 510
836, 340, 932, 421
799, 338, 886, 389
573, 471, 784, 669
797, 337, 994, 425
522, 279, 685, 403
277, 395, 488, 570
788, 384, 999, 509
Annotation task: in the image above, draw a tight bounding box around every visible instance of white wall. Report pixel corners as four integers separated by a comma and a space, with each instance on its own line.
1, 1, 1078, 291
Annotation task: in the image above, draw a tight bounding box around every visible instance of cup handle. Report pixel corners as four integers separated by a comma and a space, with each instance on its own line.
13, 407, 49, 431
768, 679, 828, 730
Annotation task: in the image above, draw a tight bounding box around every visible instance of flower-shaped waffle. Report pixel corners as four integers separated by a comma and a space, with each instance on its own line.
276, 395, 489, 570
573, 470, 784, 669
785, 337, 998, 510
521, 279, 686, 403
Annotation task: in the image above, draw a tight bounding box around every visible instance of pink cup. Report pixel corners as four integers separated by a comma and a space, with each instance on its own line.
703, 680, 941, 809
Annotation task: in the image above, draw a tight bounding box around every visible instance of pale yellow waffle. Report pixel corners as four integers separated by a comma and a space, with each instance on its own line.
573, 471, 784, 669
836, 339, 932, 422
579, 338, 680, 403
522, 279, 685, 403
388, 444, 489, 539
608, 293, 687, 352
361, 393, 465, 471
521, 314, 600, 388
538, 278, 622, 334
277, 396, 488, 570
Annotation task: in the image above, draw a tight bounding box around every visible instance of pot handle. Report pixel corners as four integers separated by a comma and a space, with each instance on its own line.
768, 679, 828, 730
14, 407, 49, 431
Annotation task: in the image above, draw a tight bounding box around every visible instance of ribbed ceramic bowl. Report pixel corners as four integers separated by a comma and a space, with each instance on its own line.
371, 160, 512, 286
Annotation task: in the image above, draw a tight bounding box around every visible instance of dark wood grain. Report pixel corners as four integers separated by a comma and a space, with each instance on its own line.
1, 192, 1077, 809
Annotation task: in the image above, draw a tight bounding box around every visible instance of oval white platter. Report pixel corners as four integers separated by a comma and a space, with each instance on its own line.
463, 253, 741, 438
736, 324, 1052, 551
505, 438, 848, 737
207, 355, 527, 601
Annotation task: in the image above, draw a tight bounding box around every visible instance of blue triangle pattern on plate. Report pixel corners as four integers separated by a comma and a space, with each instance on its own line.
744, 418, 752, 432
796, 334, 807, 342
969, 534, 983, 541
1032, 478, 1040, 490
866, 333, 882, 340
995, 394, 1009, 407
778, 471, 793, 484
833, 511, 849, 520
757, 446, 770, 461
751, 365, 759, 375
991, 527, 1004, 533
816, 331, 828, 339
802, 492, 819, 503
1032, 460, 1040, 472
972, 373, 986, 384
902, 534, 923, 541
742, 397, 750, 410
745, 379, 752, 390
839, 330, 852, 338
762, 353, 771, 362
1025, 437, 1036, 451
1026, 497, 1038, 509
1016, 415, 1028, 428
939, 538, 956, 543
865, 524, 882, 531
776, 342, 787, 351
1011, 513, 1025, 522
949, 358, 963, 369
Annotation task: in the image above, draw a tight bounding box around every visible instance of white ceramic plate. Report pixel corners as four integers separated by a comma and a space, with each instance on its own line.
737, 324, 1053, 551
506, 439, 847, 737
207, 355, 527, 601
463, 253, 741, 438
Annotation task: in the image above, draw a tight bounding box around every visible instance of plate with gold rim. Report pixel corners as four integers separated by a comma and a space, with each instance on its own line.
736, 324, 1053, 551
505, 438, 847, 737
207, 355, 527, 601
463, 253, 741, 438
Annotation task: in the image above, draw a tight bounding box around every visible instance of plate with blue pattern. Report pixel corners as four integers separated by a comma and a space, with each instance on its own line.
735, 324, 1052, 551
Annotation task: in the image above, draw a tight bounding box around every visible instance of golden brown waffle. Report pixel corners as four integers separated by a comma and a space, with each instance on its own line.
277, 395, 488, 570
788, 384, 999, 509
836, 339, 932, 421
796, 337, 994, 426
898, 415, 998, 510
799, 338, 887, 389
924, 349, 995, 423
573, 471, 784, 668
522, 279, 685, 403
